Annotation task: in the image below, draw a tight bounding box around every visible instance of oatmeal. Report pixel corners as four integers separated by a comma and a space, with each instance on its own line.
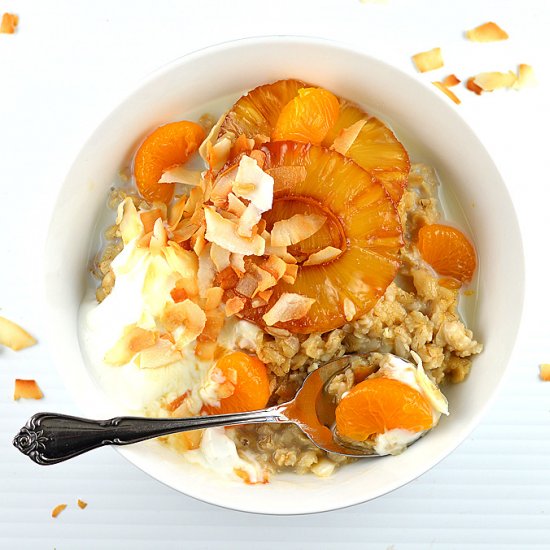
82, 79, 482, 483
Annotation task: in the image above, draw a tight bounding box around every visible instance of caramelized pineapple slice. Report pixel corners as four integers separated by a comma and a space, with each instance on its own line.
217, 80, 410, 202
240, 142, 403, 334
220, 79, 306, 140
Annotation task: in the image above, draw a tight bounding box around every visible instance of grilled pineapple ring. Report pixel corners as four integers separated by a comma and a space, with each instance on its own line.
240, 141, 404, 334
218, 79, 410, 203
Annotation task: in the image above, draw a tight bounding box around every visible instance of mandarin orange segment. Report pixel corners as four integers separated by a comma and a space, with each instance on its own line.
417, 224, 477, 283
335, 377, 434, 441
238, 141, 403, 334
272, 87, 340, 146
202, 352, 270, 414
134, 121, 205, 204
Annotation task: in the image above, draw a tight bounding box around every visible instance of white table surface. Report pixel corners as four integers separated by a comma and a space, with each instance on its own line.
1, 0, 549, 548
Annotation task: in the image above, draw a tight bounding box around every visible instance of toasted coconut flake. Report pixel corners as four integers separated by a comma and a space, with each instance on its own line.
199, 308, 225, 343
51, 504, 67, 519
137, 338, 183, 369
282, 263, 299, 284
172, 219, 199, 243
14, 379, 43, 400
514, 64, 537, 90
271, 213, 326, 247
412, 47, 444, 73
204, 206, 265, 256
104, 325, 157, 366
77, 499, 88, 510
248, 264, 277, 293
149, 217, 168, 254
230, 253, 246, 274
198, 244, 216, 297
161, 300, 206, 351
163, 242, 198, 295
262, 255, 287, 280
303, 246, 342, 267
233, 155, 274, 213
540, 364, 550, 381
343, 298, 356, 322
331, 120, 367, 155
159, 165, 202, 186
190, 204, 205, 227
466, 77, 484, 95
442, 74, 461, 87
211, 166, 238, 207
210, 243, 231, 272
237, 203, 262, 238
262, 293, 315, 326
191, 224, 207, 256
140, 209, 163, 234
236, 273, 259, 298
0, 13, 18, 34
432, 82, 461, 104
208, 137, 232, 171
0, 316, 36, 351
117, 198, 143, 244
199, 111, 228, 163
205, 287, 224, 310
182, 186, 203, 215
225, 296, 245, 316
227, 193, 247, 216
473, 71, 517, 91
265, 326, 291, 338
466, 21, 509, 42
136, 230, 153, 249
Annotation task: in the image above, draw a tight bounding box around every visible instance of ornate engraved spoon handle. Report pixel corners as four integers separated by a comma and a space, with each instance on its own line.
13, 409, 286, 465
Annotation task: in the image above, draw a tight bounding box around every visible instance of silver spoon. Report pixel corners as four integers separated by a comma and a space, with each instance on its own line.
13, 354, 391, 465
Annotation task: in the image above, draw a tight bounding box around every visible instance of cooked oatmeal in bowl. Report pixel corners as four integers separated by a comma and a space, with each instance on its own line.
39, 37, 523, 513
80, 78, 482, 483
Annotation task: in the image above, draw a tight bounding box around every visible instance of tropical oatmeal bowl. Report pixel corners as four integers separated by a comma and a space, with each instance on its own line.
44, 37, 523, 514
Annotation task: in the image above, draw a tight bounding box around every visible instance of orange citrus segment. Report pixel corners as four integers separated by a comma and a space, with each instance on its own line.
417, 224, 477, 283
335, 377, 434, 441
238, 141, 403, 334
272, 87, 340, 146
134, 121, 205, 204
202, 352, 270, 414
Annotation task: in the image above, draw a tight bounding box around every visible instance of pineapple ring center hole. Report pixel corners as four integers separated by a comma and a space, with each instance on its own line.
265, 195, 347, 263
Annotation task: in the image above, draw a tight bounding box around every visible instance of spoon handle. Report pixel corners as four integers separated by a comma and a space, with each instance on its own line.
13, 409, 286, 465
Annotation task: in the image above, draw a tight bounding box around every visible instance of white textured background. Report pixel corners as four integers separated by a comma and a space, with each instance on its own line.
1, 1, 549, 548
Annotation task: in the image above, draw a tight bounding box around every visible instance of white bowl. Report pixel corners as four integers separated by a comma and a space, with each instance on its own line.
44, 36, 524, 514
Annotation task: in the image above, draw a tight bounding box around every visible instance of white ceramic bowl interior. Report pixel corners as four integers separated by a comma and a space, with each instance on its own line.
44, 37, 524, 514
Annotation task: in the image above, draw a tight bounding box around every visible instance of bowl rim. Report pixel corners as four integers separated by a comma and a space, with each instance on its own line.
43, 34, 525, 515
